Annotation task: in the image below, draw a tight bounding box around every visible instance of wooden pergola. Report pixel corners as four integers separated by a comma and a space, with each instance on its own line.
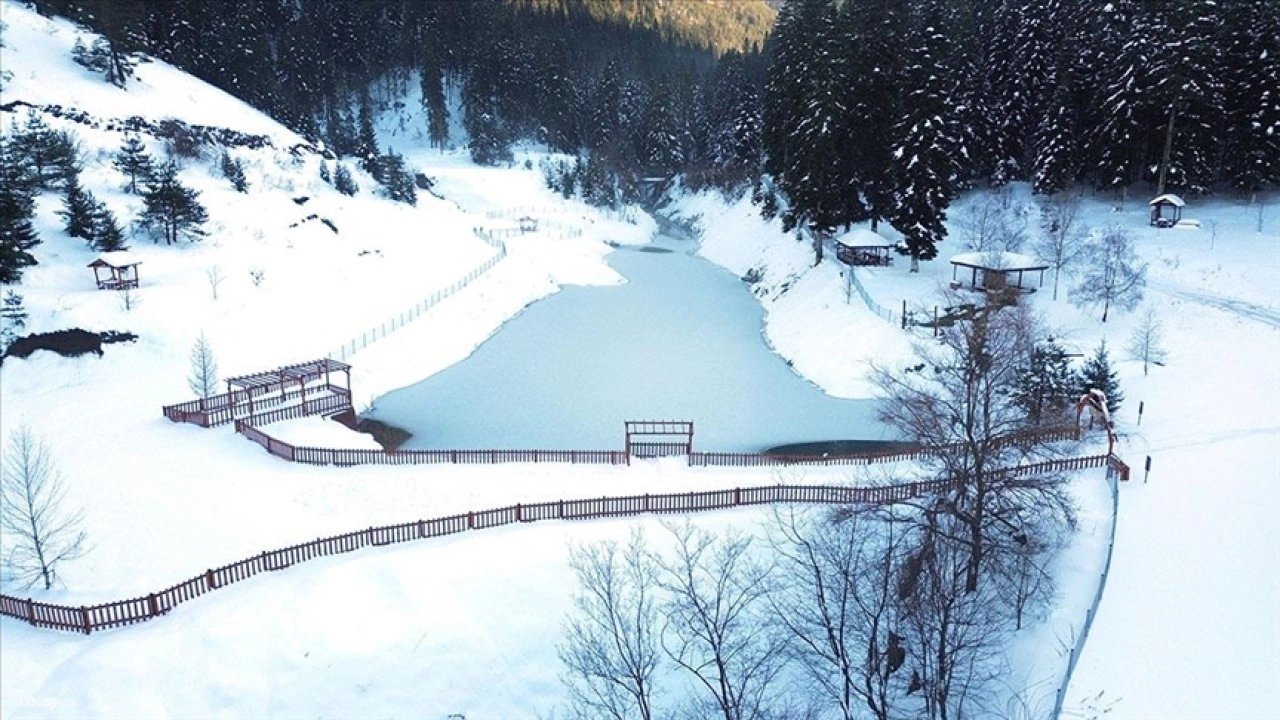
88, 252, 141, 290
949, 252, 1049, 293
836, 229, 895, 266
1149, 194, 1185, 228
625, 420, 694, 459
226, 358, 352, 415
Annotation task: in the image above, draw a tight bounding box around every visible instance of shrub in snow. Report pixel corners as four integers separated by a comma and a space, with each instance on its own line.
2, 329, 103, 362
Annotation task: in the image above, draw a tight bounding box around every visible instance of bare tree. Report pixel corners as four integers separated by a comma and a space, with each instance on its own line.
1126, 308, 1168, 376
207, 265, 225, 301
187, 332, 219, 398
1033, 195, 1088, 300
1070, 227, 1147, 322
659, 523, 787, 720
872, 299, 1075, 593
0, 426, 86, 590
118, 286, 140, 312
766, 506, 908, 720
956, 193, 1028, 255
559, 529, 662, 720
898, 526, 1005, 720
1205, 218, 1219, 250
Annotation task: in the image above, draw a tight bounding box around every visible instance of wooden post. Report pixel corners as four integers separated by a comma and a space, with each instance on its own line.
80, 606, 91, 634
466, 511, 474, 529
206, 568, 217, 589
418, 520, 426, 539
516, 504, 523, 522
147, 593, 159, 618
25, 597, 35, 625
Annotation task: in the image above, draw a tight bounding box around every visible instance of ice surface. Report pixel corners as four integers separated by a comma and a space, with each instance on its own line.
366, 233, 886, 452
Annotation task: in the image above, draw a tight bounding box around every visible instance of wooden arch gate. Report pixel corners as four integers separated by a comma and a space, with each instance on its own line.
625, 420, 694, 461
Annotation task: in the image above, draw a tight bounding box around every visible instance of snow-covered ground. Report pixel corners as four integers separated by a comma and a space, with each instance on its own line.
2, 3, 1277, 718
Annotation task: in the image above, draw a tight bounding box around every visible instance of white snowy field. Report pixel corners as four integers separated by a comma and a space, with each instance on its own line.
1, 3, 1277, 718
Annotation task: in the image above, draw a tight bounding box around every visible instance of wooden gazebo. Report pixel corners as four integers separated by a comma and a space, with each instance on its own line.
1149, 194, 1184, 228
226, 358, 352, 416
949, 252, 1048, 293
836, 229, 895, 266
88, 252, 141, 290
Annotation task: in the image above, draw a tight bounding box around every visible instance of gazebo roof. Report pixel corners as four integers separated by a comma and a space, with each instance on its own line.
1149, 193, 1185, 207
87, 251, 141, 269
226, 358, 351, 391
949, 251, 1049, 272
836, 228, 895, 248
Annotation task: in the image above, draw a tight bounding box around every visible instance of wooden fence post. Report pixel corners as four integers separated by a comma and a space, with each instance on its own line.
80, 606, 91, 634
467, 511, 474, 529
734, 487, 742, 506
148, 593, 159, 618
516, 504, 523, 521
418, 520, 426, 539
206, 569, 217, 590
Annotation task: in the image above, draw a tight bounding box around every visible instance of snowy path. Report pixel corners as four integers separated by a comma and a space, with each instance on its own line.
1148, 277, 1280, 328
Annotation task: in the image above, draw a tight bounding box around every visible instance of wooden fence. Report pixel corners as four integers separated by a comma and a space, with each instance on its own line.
0, 452, 1121, 636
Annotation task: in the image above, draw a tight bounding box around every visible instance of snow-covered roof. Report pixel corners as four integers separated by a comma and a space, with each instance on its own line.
88, 251, 141, 268
836, 229, 894, 248
949, 251, 1048, 271
1149, 194, 1185, 207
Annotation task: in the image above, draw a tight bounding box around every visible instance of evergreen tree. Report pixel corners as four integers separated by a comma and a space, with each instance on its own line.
139, 162, 208, 245
1223, 0, 1280, 195
356, 94, 380, 177
59, 171, 97, 241
1012, 337, 1078, 425
333, 163, 358, 196
379, 151, 417, 206
219, 151, 248, 193
319, 160, 332, 185
889, 1, 962, 272
0, 140, 41, 284
421, 56, 450, 150
113, 134, 154, 194
1079, 341, 1122, 416
0, 289, 28, 354
89, 201, 127, 252
12, 113, 78, 191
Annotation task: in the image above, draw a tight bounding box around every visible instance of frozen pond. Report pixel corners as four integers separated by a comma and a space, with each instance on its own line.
366, 232, 889, 452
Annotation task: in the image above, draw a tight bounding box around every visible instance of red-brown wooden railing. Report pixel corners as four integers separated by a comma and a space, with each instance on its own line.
0, 452, 1119, 636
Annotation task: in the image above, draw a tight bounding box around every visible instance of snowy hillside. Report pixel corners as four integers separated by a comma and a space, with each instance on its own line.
1, 2, 1278, 719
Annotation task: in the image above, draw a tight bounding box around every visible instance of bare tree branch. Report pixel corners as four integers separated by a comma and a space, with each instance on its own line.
0, 425, 87, 590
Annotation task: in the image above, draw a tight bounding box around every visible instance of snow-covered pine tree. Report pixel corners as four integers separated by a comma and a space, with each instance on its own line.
219, 151, 248, 193
13, 112, 78, 191
420, 56, 450, 151
318, 160, 331, 185
1085, 2, 1155, 198
113, 133, 153, 194
333, 163, 358, 196
1148, 0, 1226, 194
1012, 337, 1079, 426
0, 139, 40, 284
1223, 0, 1280, 196
89, 201, 126, 252
0, 289, 27, 355
356, 94, 380, 178
889, 0, 962, 272
1078, 341, 1122, 415
139, 162, 208, 245
59, 170, 97, 242
379, 151, 417, 206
